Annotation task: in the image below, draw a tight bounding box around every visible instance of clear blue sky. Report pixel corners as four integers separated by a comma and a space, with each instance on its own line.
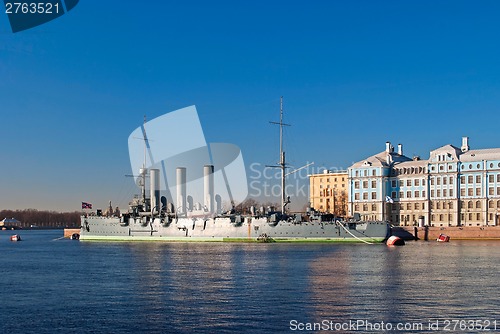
2, 1, 500, 212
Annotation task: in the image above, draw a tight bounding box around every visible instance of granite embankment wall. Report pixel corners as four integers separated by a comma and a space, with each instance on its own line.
392, 226, 500, 240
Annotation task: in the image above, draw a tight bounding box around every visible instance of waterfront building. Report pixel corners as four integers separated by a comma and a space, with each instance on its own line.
348, 137, 500, 227
0, 217, 21, 228
309, 170, 348, 216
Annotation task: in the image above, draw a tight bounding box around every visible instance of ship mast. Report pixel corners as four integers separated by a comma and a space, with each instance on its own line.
270, 97, 290, 214
140, 115, 148, 205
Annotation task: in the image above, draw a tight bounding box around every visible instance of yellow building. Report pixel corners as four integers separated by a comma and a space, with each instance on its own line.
309, 170, 348, 216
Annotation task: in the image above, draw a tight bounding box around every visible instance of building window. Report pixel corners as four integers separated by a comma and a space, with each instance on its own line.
372, 170, 376, 176
436, 202, 441, 209
407, 179, 411, 187
371, 180, 376, 188
461, 176, 465, 184
431, 190, 434, 197
355, 171, 359, 177
437, 178, 441, 185
391, 180, 396, 187
497, 187, 500, 195
415, 190, 420, 198
477, 213, 481, 220
443, 177, 447, 185
443, 189, 447, 197
449, 176, 454, 184
363, 204, 368, 211
363, 181, 368, 188
364, 170, 368, 176
489, 175, 494, 183
414, 179, 420, 186
371, 204, 376, 211
468, 201, 473, 209
371, 192, 376, 200
489, 188, 494, 196
422, 179, 426, 186
355, 193, 360, 200
415, 203, 420, 210
461, 188, 465, 197
430, 178, 434, 185
363, 193, 368, 200
400, 192, 404, 198
476, 188, 481, 196
497, 174, 500, 182
468, 175, 473, 183
354, 181, 359, 189
476, 175, 481, 183
476, 200, 481, 209
437, 190, 441, 197
468, 188, 473, 196
449, 202, 453, 209
407, 191, 411, 198
407, 203, 412, 210
489, 200, 494, 209
354, 204, 359, 211
391, 191, 397, 199
422, 191, 426, 198
422, 203, 425, 210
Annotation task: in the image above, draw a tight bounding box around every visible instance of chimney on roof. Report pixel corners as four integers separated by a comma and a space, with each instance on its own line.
461, 136, 469, 153
385, 141, 394, 153
397, 143, 403, 156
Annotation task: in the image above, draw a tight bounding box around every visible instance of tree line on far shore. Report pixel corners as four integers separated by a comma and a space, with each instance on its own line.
0, 209, 81, 228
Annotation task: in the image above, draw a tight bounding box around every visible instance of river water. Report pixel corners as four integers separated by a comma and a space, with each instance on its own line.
0, 230, 498, 333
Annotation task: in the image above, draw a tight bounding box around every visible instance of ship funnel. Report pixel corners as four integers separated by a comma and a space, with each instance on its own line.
176, 167, 186, 214
204, 165, 214, 213
150, 169, 160, 215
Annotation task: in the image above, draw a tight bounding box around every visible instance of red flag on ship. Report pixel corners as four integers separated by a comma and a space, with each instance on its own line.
82, 202, 93, 209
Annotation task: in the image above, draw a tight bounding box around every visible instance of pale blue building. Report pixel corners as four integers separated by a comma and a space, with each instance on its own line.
348, 137, 500, 226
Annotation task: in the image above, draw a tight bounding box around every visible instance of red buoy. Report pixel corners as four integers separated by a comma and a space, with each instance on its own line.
386, 235, 405, 246
437, 234, 450, 242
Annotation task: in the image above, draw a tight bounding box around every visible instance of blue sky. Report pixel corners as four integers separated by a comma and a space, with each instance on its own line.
2, 1, 500, 212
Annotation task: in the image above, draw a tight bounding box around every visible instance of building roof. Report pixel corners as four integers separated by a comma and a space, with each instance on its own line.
351, 151, 412, 168
1, 218, 20, 223
459, 148, 500, 162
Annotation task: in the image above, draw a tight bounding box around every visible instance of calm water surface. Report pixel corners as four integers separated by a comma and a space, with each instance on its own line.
0, 230, 499, 333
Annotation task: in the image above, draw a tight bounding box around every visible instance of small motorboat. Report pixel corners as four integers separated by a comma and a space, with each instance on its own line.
70, 233, 80, 240
437, 233, 450, 242
386, 235, 405, 246
10, 234, 21, 242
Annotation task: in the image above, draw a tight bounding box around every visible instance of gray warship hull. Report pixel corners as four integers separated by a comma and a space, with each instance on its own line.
79, 216, 390, 242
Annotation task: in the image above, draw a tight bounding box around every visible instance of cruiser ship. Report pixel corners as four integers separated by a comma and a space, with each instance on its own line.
80, 99, 390, 243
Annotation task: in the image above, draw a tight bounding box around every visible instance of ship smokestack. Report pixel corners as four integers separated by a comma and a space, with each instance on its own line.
150, 169, 160, 215
176, 167, 186, 214
204, 165, 214, 213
